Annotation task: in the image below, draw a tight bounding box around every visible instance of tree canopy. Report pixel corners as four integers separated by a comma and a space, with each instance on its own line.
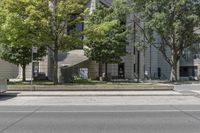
0, 0, 88, 83
34, 0, 87, 84
0, 45, 46, 81
84, 0, 128, 79
131, 0, 200, 81
0, 0, 47, 81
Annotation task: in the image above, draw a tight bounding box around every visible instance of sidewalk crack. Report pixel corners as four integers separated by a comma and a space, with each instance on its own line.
171, 105, 200, 122
177, 91, 200, 98
0, 106, 42, 133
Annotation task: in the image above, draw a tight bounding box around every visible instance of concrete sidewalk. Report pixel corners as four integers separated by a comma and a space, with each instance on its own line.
1, 91, 182, 97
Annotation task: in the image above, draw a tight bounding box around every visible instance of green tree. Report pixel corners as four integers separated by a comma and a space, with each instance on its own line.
0, 0, 87, 84
0, 0, 47, 81
131, 0, 200, 81
27, 0, 87, 84
84, 0, 128, 80
0, 45, 46, 81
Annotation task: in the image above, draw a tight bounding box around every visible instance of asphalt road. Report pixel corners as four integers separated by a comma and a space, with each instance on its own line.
0, 105, 200, 133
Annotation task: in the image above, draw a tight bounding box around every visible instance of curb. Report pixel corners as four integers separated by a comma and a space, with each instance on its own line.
1, 93, 182, 97
1, 89, 182, 97
7, 89, 174, 91
7, 85, 174, 91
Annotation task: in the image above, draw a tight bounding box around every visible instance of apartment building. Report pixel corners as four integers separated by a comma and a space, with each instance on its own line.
179, 44, 200, 80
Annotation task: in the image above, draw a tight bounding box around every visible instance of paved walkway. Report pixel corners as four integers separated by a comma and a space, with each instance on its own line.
174, 84, 200, 90
2, 91, 181, 96
1, 95, 200, 106
1, 90, 200, 106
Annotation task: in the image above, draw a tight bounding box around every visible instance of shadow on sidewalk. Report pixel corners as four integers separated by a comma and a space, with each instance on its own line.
0, 92, 19, 101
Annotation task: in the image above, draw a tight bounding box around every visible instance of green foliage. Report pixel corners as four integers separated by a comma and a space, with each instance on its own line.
29, 0, 88, 83
84, 0, 128, 64
0, 0, 45, 81
0, 0, 47, 67
0, 0, 46, 47
131, 0, 200, 81
0, 0, 88, 83
0, 44, 46, 67
0, 0, 47, 63
0, 44, 46, 81
31, 0, 88, 50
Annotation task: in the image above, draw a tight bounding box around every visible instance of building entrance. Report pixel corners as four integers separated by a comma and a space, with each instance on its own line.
118, 63, 125, 79
180, 66, 198, 77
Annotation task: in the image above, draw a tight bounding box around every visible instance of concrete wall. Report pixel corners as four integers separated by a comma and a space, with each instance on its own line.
0, 59, 18, 79
144, 34, 171, 80
60, 60, 99, 83
0, 79, 7, 93
194, 59, 200, 78
0, 59, 17, 93
144, 46, 159, 79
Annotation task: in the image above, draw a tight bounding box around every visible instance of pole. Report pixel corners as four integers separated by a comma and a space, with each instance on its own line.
150, 44, 152, 80
133, 15, 136, 81
137, 50, 140, 83
31, 45, 33, 86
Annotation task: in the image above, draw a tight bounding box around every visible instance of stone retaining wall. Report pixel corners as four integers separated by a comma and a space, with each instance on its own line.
8, 85, 174, 91
0, 79, 7, 93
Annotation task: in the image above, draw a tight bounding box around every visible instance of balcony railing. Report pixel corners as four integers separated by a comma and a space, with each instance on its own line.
181, 54, 200, 61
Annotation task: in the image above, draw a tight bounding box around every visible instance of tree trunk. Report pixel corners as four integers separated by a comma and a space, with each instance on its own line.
170, 53, 179, 82
170, 64, 178, 82
53, 46, 58, 84
22, 65, 26, 82
99, 63, 102, 77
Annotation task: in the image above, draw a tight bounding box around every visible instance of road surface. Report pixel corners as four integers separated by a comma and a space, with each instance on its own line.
1, 90, 200, 133
0, 105, 200, 133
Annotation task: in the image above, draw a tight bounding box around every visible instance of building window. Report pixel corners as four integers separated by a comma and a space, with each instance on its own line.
134, 63, 136, 73
33, 62, 39, 78
133, 47, 136, 55
67, 22, 84, 49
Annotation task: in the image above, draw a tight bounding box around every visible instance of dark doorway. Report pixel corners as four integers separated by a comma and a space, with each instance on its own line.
180, 66, 197, 77
118, 63, 125, 79
158, 67, 161, 79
